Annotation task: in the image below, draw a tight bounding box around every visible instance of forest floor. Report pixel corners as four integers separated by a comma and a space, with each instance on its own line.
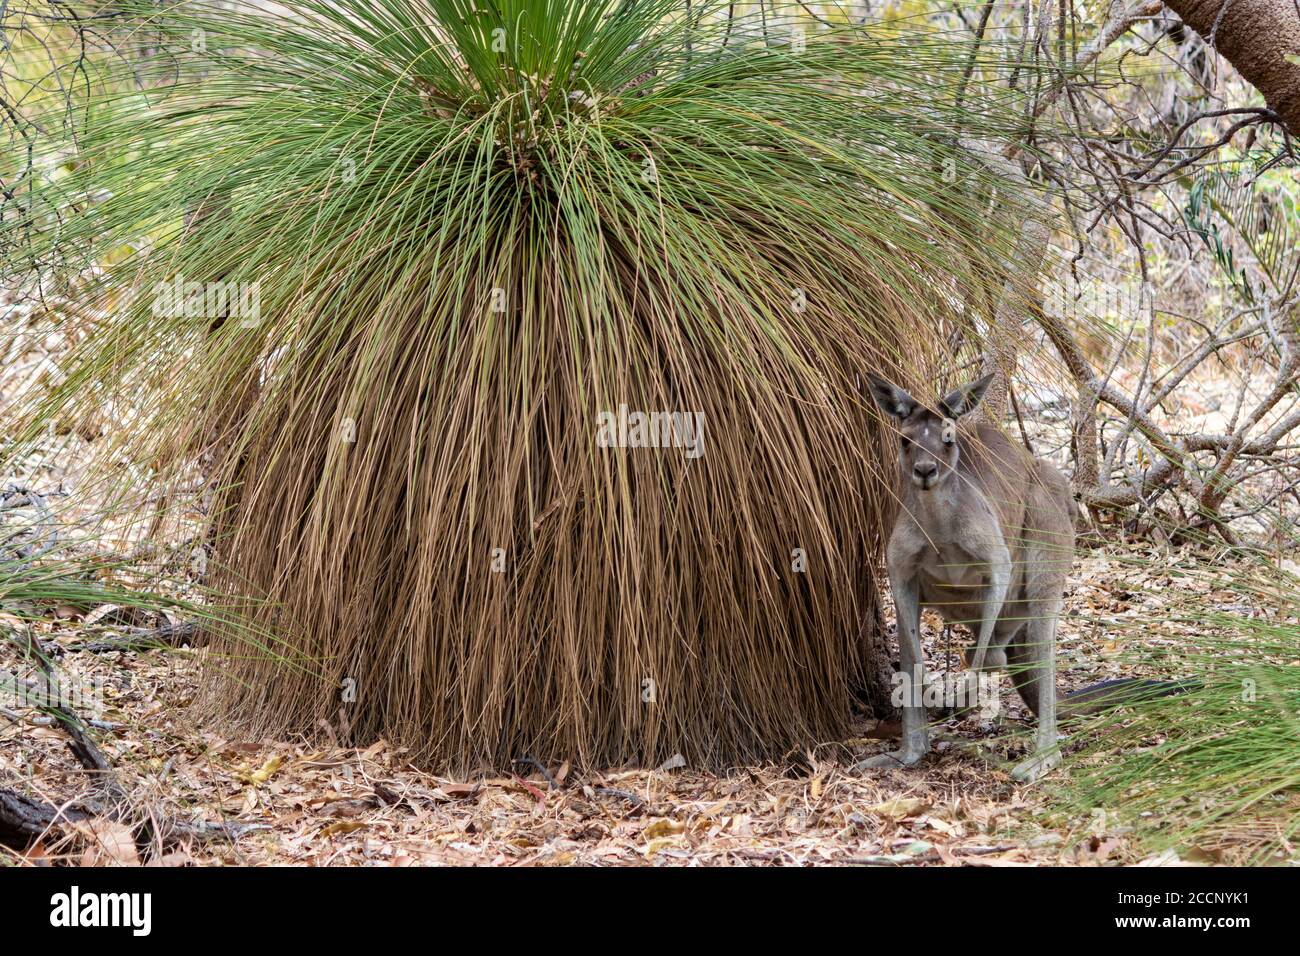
1, 538, 1270, 867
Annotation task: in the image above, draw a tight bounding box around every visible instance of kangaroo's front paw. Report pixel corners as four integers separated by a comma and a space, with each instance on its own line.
1010, 749, 1061, 784
857, 748, 927, 771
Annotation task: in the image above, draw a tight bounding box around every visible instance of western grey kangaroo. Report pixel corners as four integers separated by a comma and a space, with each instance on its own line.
862, 372, 1145, 783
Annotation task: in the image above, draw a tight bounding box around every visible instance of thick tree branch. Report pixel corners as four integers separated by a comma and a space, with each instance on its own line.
1163, 0, 1300, 134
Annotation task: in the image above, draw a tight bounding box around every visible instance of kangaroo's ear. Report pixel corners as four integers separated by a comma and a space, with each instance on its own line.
866, 373, 917, 419
939, 373, 995, 418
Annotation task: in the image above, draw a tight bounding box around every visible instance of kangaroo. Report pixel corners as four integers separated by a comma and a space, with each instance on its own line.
861, 373, 1086, 783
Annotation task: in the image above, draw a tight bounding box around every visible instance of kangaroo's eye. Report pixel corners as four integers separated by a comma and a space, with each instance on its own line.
900, 435, 912, 448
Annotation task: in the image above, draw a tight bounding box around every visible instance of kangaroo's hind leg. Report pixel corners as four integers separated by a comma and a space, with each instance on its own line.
1007, 476, 1074, 783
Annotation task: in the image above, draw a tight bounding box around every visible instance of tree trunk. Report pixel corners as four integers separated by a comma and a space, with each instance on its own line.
1071, 379, 1101, 498
1164, 0, 1300, 134
980, 218, 1050, 423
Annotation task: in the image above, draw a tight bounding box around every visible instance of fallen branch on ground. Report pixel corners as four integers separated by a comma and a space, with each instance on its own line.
0, 627, 250, 857
58, 620, 200, 655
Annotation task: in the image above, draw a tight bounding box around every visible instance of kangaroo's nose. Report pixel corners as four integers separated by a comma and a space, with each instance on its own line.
913, 462, 938, 480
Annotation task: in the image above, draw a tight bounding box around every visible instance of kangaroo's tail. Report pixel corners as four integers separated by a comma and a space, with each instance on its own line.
1059, 677, 1200, 718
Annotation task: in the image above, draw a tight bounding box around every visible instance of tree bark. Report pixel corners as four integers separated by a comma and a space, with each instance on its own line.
0, 789, 92, 849
1071, 380, 1101, 494
979, 218, 1050, 423
1164, 0, 1300, 134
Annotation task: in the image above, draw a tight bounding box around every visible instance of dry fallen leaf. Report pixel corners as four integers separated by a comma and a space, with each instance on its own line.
320, 820, 367, 837
644, 836, 684, 857
245, 754, 284, 785
922, 815, 963, 836
657, 753, 686, 772
867, 797, 929, 821
643, 818, 687, 839
440, 781, 480, 798
75, 819, 140, 867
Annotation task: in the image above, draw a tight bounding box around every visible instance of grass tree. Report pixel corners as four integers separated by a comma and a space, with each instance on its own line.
3, 1, 1042, 769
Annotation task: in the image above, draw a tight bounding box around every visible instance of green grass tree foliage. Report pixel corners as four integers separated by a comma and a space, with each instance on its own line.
4, 0, 1047, 768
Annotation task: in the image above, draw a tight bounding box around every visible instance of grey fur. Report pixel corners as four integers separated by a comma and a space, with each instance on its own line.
862, 373, 1073, 783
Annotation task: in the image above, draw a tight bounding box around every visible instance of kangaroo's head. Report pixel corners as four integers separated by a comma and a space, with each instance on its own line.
866, 372, 993, 492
